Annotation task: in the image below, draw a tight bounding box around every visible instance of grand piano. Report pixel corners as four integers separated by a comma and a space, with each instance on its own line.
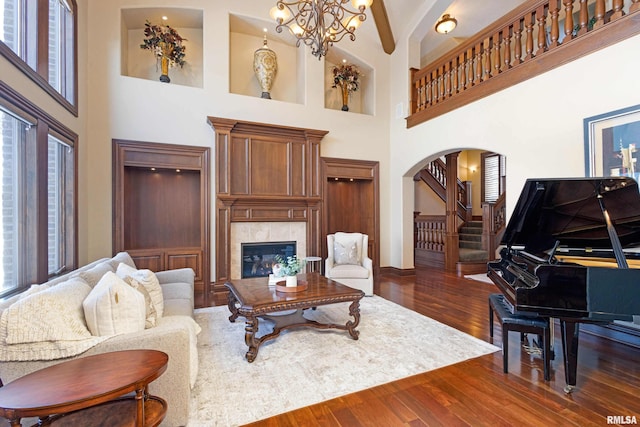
487, 177, 640, 393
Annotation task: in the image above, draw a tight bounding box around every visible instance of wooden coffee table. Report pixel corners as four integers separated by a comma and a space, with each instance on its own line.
0, 349, 168, 427
225, 273, 365, 362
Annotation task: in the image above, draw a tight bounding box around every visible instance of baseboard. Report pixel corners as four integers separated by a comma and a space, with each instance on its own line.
380, 266, 415, 276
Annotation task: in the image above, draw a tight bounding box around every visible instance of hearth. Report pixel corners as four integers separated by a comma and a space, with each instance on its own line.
241, 241, 296, 278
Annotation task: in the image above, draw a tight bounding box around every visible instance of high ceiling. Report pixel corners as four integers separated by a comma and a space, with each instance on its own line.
186, 1, 531, 67
363, 0, 531, 66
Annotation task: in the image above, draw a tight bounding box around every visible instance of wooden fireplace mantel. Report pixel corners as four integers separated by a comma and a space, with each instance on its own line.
207, 117, 329, 291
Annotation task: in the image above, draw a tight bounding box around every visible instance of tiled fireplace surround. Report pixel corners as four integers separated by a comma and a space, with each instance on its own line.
230, 222, 307, 280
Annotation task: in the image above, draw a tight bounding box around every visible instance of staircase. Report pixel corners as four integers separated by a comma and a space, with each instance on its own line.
457, 220, 489, 275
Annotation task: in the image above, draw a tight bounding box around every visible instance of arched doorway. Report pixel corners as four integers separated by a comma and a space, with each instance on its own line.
411, 149, 507, 274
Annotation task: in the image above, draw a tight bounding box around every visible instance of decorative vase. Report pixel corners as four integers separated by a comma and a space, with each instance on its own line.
253, 36, 277, 99
285, 275, 298, 287
341, 84, 350, 111
160, 56, 170, 83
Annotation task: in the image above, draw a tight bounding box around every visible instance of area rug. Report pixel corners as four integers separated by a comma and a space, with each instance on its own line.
465, 273, 495, 284
188, 296, 499, 426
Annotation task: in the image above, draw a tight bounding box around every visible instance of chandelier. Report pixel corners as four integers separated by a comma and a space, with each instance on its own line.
270, 0, 373, 59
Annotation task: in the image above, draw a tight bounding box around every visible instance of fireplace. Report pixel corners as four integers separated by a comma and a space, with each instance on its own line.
241, 241, 296, 278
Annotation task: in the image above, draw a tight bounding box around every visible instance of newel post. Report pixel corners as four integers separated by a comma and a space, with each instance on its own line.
444, 152, 460, 271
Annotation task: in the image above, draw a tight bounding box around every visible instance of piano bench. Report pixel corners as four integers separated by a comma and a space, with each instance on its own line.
489, 293, 551, 381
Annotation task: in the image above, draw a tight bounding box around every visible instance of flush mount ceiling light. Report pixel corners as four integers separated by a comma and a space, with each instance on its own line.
270, 0, 373, 59
435, 14, 457, 34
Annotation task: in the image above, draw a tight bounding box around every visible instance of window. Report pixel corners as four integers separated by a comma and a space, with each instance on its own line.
0, 0, 77, 115
0, 81, 76, 298
482, 152, 506, 203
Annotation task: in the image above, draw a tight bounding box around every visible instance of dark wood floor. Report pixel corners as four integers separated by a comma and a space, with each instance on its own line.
199, 268, 640, 426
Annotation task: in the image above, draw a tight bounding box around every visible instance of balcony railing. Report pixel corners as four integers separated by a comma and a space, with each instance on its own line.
408, 0, 640, 128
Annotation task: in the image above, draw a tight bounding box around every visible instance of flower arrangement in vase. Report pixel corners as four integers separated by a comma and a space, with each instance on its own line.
332, 63, 362, 111
140, 20, 187, 83
273, 255, 306, 287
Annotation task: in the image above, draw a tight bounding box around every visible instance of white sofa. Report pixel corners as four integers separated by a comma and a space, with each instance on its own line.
0, 252, 198, 427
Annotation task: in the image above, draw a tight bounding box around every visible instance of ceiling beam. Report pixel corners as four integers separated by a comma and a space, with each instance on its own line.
371, 0, 395, 55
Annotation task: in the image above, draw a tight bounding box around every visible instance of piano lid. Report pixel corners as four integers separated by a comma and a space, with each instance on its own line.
501, 177, 640, 255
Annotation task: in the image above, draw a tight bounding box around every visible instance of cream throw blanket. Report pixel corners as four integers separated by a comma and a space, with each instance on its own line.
0, 279, 108, 361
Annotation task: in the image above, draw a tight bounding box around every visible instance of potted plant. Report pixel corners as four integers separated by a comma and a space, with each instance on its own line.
273, 255, 306, 287
140, 20, 187, 83
332, 63, 362, 111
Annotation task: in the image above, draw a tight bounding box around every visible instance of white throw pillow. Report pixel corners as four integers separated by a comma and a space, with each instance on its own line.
122, 276, 158, 329
334, 240, 359, 265
83, 271, 146, 336
116, 263, 164, 318
3, 278, 92, 344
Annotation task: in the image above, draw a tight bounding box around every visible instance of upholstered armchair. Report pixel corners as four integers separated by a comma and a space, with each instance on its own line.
325, 232, 374, 296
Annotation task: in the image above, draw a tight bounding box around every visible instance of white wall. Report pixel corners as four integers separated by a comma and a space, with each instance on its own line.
83, 0, 392, 272
389, 32, 640, 269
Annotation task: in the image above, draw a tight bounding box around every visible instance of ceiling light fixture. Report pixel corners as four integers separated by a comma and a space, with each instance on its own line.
270, 0, 373, 59
435, 14, 457, 34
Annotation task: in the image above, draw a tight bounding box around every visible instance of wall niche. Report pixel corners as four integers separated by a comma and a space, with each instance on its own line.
229, 13, 305, 104
121, 7, 203, 88
324, 48, 373, 115
113, 140, 210, 296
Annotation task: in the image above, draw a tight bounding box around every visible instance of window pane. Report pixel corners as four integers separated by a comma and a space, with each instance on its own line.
0, 108, 29, 295
47, 133, 72, 276
1, 0, 37, 68
48, 0, 74, 103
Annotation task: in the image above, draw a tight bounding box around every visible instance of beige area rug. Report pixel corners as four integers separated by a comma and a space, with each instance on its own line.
465, 273, 495, 284
188, 296, 499, 426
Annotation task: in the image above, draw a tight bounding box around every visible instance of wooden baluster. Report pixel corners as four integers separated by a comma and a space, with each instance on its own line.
611, 0, 624, 20
524, 12, 535, 60
466, 47, 474, 87
474, 43, 482, 85
501, 27, 511, 71
438, 65, 445, 101
431, 70, 438, 104
492, 32, 501, 75
421, 75, 428, 108
483, 38, 491, 81
458, 52, 466, 91
548, 1, 560, 47
451, 58, 458, 95
563, 0, 575, 42
577, 0, 589, 35
593, 0, 605, 29
442, 61, 451, 99
632, 0, 640, 12
513, 18, 523, 64
536, 5, 547, 54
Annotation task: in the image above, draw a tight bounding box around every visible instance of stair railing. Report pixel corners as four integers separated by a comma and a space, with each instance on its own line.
482, 192, 507, 259
414, 158, 472, 221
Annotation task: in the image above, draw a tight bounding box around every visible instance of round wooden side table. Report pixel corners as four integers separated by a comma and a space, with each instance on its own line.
0, 349, 168, 427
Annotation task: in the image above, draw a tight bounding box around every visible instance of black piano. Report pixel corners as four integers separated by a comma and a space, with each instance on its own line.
487, 177, 640, 393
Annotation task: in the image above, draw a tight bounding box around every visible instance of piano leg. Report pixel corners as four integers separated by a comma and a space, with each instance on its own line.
560, 319, 579, 394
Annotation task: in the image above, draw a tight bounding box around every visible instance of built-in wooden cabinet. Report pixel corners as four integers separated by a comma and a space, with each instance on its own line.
208, 117, 328, 304
322, 157, 380, 273
112, 140, 210, 295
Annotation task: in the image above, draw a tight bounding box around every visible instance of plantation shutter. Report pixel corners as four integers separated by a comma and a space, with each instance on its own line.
483, 154, 505, 203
